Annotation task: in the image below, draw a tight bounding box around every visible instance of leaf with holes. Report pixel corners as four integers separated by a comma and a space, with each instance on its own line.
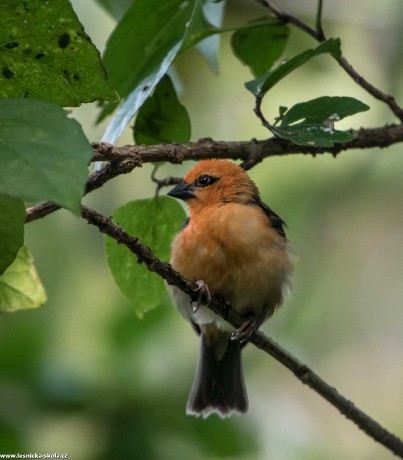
0, 0, 117, 106
272, 96, 370, 147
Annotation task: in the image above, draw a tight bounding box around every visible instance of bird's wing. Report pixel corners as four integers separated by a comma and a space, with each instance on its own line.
255, 200, 287, 239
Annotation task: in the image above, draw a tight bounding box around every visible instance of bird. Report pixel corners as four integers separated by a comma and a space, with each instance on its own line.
167, 159, 293, 418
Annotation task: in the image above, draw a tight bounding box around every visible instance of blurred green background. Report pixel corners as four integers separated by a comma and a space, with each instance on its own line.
2, 1, 403, 458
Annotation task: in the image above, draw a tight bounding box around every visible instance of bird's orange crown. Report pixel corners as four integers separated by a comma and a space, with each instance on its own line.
180, 159, 259, 213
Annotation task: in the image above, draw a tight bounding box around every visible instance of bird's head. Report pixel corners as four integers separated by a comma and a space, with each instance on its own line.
168, 159, 259, 213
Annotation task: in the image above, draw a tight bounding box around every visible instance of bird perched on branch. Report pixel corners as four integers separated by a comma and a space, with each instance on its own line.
167, 159, 293, 418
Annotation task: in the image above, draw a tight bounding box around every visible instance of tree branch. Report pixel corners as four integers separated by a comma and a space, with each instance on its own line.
91, 124, 403, 164
25, 123, 403, 223
81, 204, 403, 459
256, 0, 403, 121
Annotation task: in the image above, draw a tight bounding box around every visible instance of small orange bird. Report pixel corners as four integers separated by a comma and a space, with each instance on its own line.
167, 159, 293, 418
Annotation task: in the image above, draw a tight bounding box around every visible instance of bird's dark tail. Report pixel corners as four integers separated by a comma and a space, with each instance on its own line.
186, 332, 248, 418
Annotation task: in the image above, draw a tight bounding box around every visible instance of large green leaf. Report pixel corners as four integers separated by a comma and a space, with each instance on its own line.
0, 0, 117, 106
104, 197, 186, 317
0, 99, 92, 215
101, 0, 216, 144
134, 75, 191, 145
0, 246, 47, 313
0, 195, 25, 275
245, 38, 341, 97
231, 17, 289, 77
272, 96, 370, 147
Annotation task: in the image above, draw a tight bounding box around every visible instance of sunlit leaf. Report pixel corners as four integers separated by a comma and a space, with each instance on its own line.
0, 99, 92, 215
0, 0, 117, 106
0, 246, 47, 313
101, 0, 217, 144
0, 195, 25, 275
231, 17, 289, 77
100, 0, 196, 129
104, 197, 186, 317
245, 38, 341, 97
134, 75, 191, 145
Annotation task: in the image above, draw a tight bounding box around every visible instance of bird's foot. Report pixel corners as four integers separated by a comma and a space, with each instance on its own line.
231, 317, 257, 344
191, 280, 211, 313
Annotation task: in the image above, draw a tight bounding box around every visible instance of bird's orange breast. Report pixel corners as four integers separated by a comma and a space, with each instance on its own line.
170, 202, 292, 318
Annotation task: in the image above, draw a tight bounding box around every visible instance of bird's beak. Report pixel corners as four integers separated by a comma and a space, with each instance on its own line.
167, 180, 195, 200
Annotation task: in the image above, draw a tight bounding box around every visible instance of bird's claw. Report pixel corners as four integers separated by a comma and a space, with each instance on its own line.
191, 280, 211, 313
231, 318, 257, 344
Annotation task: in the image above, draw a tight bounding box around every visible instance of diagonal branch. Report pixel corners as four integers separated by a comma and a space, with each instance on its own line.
81, 204, 403, 459
256, 0, 403, 121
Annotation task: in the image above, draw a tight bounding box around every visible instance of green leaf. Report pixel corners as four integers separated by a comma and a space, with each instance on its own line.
180, 0, 218, 53
273, 96, 369, 147
101, 0, 216, 144
0, 99, 92, 215
0, 0, 117, 106
272, 124, 354, 147
0, 195, 25, 275
245, 38, 342, 97
280, 96, 370, 126
231, 17, 289, 77
0, 246, 47, 313
104, 197, 186, 317
100, 0, 195, 124
134, 75, 191, 145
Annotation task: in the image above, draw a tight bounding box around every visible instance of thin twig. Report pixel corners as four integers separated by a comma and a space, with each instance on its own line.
254, 94, 274, 132
334, 56, 403, 121
315, 0, 325, 41
255, 0, 319, 39
81, 204, 403, 459
256, 0, 403, 121
151, 165, 181, 196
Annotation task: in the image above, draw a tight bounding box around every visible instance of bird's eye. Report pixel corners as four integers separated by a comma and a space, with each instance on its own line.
195, 174, 217, 188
